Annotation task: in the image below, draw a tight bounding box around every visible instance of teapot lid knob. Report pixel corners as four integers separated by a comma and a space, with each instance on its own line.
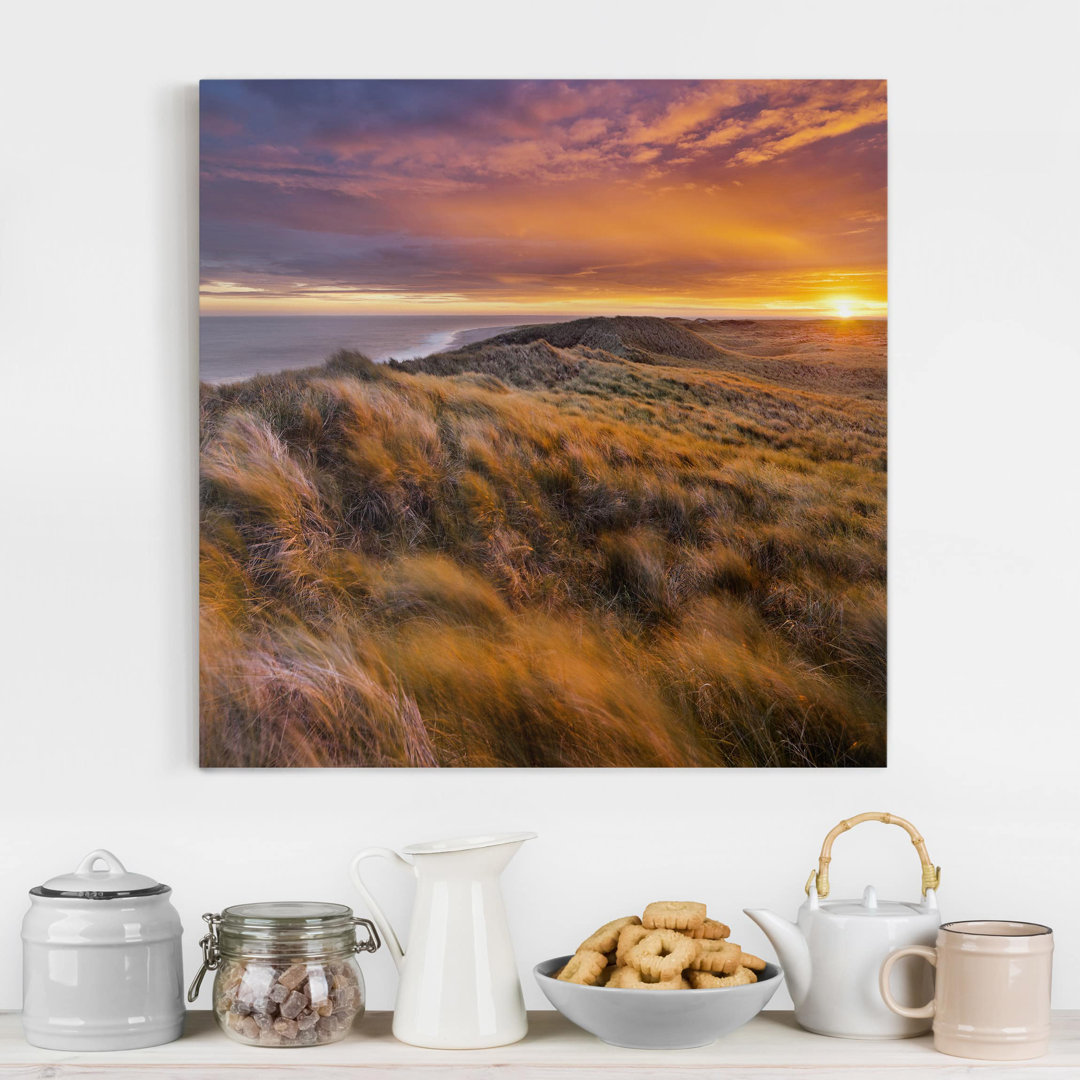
862, 885, 878, 910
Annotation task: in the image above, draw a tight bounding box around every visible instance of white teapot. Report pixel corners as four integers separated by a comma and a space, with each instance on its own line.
745, 812, 941, 1040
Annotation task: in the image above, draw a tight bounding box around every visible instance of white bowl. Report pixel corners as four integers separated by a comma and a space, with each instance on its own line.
534, 955, 784, 1049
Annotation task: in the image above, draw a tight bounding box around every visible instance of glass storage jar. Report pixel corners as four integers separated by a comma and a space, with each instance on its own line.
187, 902, 380, 1047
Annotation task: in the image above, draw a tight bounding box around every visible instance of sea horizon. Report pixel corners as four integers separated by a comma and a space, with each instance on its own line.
201, 311, 886, 319
199, 310, 886, 384
199, 312, 572, 384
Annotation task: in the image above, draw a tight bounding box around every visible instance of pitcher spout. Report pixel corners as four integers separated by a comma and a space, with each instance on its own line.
744, 908, 811, 1007
404, 832, 537, 875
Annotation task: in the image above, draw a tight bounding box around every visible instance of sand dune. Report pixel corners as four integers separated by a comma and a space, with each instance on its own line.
200, 317, 886, 767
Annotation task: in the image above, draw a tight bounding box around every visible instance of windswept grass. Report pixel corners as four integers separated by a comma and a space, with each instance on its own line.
200, 318, 886, 767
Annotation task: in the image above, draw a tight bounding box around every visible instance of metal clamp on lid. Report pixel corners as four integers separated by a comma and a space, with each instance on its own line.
187, 913, 222, 1003
352, 916, 381, 955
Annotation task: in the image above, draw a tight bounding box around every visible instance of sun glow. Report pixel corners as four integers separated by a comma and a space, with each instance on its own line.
201, 81, 887, 320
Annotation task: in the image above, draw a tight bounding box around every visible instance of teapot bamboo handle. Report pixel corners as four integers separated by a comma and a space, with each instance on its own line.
351, 847, 412, 971
806, 812, 941, 898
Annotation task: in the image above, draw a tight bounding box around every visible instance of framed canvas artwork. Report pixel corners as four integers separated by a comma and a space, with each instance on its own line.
199, 80, 887, 767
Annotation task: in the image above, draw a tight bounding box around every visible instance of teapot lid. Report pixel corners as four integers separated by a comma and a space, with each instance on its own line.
814, 884, 937, 917
32, 849, 168, 900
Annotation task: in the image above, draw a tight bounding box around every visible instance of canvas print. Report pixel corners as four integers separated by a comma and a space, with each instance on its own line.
199, 79, 887, 768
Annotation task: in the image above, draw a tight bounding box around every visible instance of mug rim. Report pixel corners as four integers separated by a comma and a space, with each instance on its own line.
940, 919, 1053, 937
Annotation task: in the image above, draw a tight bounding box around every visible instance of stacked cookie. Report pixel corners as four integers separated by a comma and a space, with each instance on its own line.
556, 902, 765, 990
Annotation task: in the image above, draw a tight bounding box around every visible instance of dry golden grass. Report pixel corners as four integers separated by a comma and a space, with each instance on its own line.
200, 317, 886, 767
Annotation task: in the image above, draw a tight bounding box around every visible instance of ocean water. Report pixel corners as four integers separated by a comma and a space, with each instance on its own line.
199, 314, 568, 383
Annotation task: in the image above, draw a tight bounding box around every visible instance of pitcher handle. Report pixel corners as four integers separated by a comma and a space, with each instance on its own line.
351, 847, 412, 972
880, 945, 937, 1020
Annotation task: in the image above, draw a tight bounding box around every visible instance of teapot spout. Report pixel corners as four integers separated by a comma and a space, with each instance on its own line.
743, 908, 811, 1007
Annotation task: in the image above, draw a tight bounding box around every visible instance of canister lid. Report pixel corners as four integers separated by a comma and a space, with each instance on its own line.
32, 849, 169, 900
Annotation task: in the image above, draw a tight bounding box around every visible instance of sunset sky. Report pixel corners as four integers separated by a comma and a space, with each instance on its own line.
200, 80, 886, 318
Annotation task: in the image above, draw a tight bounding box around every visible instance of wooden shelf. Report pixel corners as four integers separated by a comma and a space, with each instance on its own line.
1, 1011, 1078, 1077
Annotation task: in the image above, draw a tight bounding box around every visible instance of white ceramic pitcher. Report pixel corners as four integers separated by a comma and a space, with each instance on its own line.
351, 832, 536, 1048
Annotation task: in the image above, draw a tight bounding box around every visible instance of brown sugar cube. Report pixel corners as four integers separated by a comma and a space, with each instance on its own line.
236, 1015, 260, 1040
220, 960, 245, 991
317, 1015, 346, 1038
297, 1010, 319, 1031
269, 982, 290, 1004
278, 963, 309, 992
280, 990, 308, 1019
273, 1017, 299, 1038
316, 1000, 334, 1017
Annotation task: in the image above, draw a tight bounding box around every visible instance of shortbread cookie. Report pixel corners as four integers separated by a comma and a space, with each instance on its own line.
556, 949, 608, 985
615, 923, 653, 965
688, 939, 741, 974
607, 966, 689, 989
687, 966, 757, 989
739, 951, 767, 971
689, 918, 730, 940
642, 901, 706, 932
626, 929, 699, 981
579, 915, 641, 954
594, 964, 616, 987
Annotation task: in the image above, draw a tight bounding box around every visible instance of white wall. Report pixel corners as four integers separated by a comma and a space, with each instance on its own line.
1, 0, 1078, 1015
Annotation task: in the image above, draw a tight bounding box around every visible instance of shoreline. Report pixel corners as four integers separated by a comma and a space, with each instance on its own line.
432, 323, 530, 354
201, 317, 558, 385
200, 314, 886, 385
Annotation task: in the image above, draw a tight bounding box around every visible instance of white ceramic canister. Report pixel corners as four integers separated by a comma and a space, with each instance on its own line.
22, 849, 185, 1050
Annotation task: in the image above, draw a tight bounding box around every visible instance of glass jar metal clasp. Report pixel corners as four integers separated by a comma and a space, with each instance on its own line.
187, 912, 222, 1002
352, 916, 381, 954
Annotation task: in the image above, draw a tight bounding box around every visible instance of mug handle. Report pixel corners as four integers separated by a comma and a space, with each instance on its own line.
880, 945, 937, 1019
351, 848, 412, 973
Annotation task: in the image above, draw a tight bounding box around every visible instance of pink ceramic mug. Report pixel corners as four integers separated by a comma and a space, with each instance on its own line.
880, 920, 1053, 1060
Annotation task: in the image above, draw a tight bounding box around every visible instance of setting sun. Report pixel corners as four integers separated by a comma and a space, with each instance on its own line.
197, 79, 889, 770
200, 80, 887, 317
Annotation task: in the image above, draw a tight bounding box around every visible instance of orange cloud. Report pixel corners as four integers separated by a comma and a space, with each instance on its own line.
200, 80, 886, 316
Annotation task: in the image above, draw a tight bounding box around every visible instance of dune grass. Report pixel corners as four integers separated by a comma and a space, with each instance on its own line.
200, 317, 886, 767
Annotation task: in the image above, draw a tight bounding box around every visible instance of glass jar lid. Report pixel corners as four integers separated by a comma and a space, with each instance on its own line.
218, 901, 361, 958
